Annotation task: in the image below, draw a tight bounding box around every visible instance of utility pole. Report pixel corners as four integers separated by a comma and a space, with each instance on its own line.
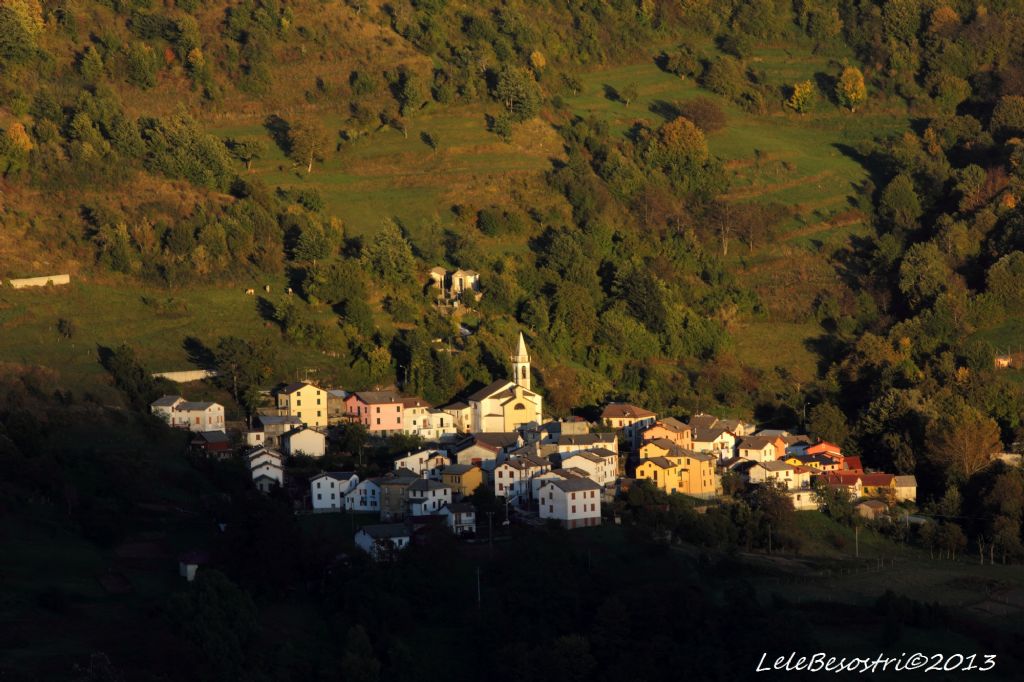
486, 511, 494, 556
768, 522, 772, 554
855, 525, 860, 559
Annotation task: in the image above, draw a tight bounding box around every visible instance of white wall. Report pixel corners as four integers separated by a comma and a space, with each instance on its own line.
9, 274, 70, 288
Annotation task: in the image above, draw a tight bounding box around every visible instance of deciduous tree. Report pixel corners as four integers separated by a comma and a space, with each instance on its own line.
927, 405, 1001, 480
836, 66, 867, 112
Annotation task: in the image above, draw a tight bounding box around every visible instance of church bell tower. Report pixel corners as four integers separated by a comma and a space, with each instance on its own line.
511, 332, 531, 391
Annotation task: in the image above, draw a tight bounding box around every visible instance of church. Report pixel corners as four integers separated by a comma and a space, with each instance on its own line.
466, 332, 543, 433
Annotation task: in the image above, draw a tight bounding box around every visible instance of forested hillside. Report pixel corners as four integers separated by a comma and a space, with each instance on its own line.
3, 1, 1024, 509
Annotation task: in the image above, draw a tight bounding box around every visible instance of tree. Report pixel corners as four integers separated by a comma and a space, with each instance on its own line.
898, 242, 952, 310
927, 405, 1002, 480
878, 173, 921, 233
658, 116, 708, 165
542, 365, 581, 416
397, 69, 426, 117
990, 95, 1024, 139
340, 625, 381, 682
99, 344, 156, 409
836, 66, 867, 112
227, 137, 266, 171
361, 218, 415, 284
619, 82, 639, 107
0, 1, 42, 63
213, 336, 275, 414
288, 121, 327, 173
166, 570, 258, 680
494, 66, 541, 122
786, 80, 815, 113
529, 50, 546, 72
808, 402, 849, 444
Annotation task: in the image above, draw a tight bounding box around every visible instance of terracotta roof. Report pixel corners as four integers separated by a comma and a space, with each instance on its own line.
601, 403, 656, 419
860, 473, 895, 487
843, 456, 863, 471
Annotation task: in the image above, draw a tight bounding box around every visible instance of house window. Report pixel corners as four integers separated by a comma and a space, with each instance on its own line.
376, 418, 381, 425
549, 505, 553, 513
297, 400, 301, 406
376, 407, 380, 414
572, 506, 576, 513
317, 399, 321, 405
317, 494, 322, 500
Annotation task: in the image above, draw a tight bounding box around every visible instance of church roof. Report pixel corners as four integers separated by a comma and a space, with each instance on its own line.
467, 379, 515, 402
514, 331, 529, 359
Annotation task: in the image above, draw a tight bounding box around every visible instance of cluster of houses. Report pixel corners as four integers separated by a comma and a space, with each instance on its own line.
153, 331, 919, 562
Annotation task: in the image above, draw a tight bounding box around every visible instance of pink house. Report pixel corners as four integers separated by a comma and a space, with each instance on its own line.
345, 391, 405, 433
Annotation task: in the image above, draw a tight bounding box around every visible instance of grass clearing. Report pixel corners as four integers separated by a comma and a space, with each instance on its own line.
0, 279, 350, 399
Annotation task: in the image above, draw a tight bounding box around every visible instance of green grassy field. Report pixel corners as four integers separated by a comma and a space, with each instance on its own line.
0, 279, 350, 400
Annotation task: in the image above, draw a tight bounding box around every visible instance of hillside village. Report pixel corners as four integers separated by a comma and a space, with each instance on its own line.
153, 331, 918, 562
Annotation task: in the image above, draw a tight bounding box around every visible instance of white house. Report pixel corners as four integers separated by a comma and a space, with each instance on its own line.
151, 395, 184, 423
354, 524, 410, 561
558, 449, 618, 486
405, 479, 452, 516
439, 503, 476, 535
788, 489, 819, 511
152, 396, 225, 433
691, 427, 737, 462
252, 465, 283, 493
345, 479, 382, 512
247, 447, 284, 491
492, 455, 550, 501
539, 478, 602, 529
310, 472, 359, 511
748, 461, 797, 490
737, 436, 779, 463
282, 426, 327, 458
531, 469, 584, 501
394, 449, 449, 477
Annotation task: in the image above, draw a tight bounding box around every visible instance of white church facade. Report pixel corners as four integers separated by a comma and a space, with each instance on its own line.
466, 332, 543, 433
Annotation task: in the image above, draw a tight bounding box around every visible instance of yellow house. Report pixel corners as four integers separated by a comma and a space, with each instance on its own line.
639, 438, 686, 460
637, 442, 719, 498
640, 417, 693, 450
635, 457, 682, 494
861, 473, 896, 499
442, 463, 485, 498
675, 450, 719, 498
277, 382, 328, 428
